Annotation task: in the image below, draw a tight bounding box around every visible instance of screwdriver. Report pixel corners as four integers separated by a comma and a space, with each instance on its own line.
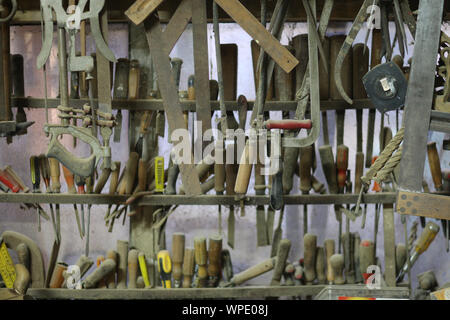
48, 158, 62, 242
75, 175, 86, 237
62, 165, 83, 238
157, 250, 172, 288
30, 156, 41, 231
397, 222, 440, 282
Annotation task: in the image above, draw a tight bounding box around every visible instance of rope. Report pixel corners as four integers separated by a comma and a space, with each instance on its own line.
361, 126, 404, 185
373, 146, 403, 184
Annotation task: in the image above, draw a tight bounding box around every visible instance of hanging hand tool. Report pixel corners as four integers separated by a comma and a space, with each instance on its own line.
157, 250, 172, 288
331, 34, 352, 253
426, 142, 448, 251
397, 222, 440, 282
207, 236, 222, 288
299, 145, 313, 236
29, 156, 43, 231
74, 174, 86, 237
61, 165, 83, 238
113, 58, 130, 143
11, 54, 27, 136
172, 233, 185, 288
352, 44, 369, 217
194, 237, 208, 288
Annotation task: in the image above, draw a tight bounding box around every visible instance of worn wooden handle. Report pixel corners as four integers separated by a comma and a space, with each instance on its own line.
116, 240, 128, 289
319, 145, 339, 194
127, 249, 139, 289
359, 240, 375, 275
234, 141, 253, 195
182, 248, 195, 288
194, 237, 208, 287
172, 233, 186, 286
109, 162, 121, 195
324, 239, 335, 283
48, 158, 61, 193
299, 146, 313, 193
105, 250, 118, 289
83, 259, 116, 289
231, 257, 277, 286
303, 233, 317, 284
270, 239, 291, 286
94, 168, 111, 194
62, 165, 76, 194
316, 247, 326, 284
125, 0, 165, 26
125, 152, 140, 194
330, 254, 345, 285
207, 236, 223, 286
427, 142, 443, 190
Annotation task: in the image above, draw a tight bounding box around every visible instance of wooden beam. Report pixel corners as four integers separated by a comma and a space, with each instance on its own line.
214, 0, 299, 73
125, 0, 165, 26
397, 191, 450, 221
162, 0, 192, 56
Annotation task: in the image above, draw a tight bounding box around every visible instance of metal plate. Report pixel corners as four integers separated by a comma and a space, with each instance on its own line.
363, 62, 407, 113
397, 191, 450, 220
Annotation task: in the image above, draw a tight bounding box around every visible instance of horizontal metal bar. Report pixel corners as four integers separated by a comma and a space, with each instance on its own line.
11, 97, 374, 112
430, 110, 450, 133
0, 192, 398, 206
26, 285, 325, 300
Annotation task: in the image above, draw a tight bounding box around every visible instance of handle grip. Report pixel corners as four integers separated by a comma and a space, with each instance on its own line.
264, 119, 312, 130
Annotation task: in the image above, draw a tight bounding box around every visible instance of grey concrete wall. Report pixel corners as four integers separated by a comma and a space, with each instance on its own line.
0, 21, 448, 291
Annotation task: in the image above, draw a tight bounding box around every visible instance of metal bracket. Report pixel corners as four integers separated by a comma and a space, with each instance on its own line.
37, 0, 116, 70
44, 124, 110, 178
397, 191, 450, 221
0, 121, 34, 138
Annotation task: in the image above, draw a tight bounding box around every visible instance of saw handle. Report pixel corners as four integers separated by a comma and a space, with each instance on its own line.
427, 142, 443, 190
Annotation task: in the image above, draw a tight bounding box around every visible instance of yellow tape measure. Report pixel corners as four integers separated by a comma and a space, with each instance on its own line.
0, 241, 16, 288
155, 157, 164, 193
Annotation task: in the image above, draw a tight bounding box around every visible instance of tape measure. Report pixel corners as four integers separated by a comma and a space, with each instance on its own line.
0, 241, 16, 288
155, 157, 164, 193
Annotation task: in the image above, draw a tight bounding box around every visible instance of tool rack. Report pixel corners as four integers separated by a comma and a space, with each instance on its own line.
1, 0, 449, 300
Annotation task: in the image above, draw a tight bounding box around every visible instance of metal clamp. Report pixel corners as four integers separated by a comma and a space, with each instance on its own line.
44, 124, 110, 178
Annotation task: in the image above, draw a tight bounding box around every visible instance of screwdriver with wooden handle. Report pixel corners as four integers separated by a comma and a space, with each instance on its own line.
397, 222, 440, 282
48, 158, 62, 242
172, 233, 185, 288
304, 233, 317, 285
182, 248, 195, 288
61, 165, 83, 238
38, 155, 57, 236
270, 239, 291, 286
74, 174, 86, 237
427, 142, 448, 251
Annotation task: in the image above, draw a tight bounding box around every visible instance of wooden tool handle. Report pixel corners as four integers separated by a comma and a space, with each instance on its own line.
303, 233, 317, 284
48, 158, 61, 193
83, 259, 116, 289
342, 232, 355, 284
225, 144, 238, 195
353, 233, 363, 283
392, 55, 404, 70
299, 146, 313, 193
207, 236, 223, 286
109, 162, 121, 195
324, 239, 335, 283
125, 152, 139, 194
127, 249, 139, 289
336, 145, 349, 192
172, 233, 186, 285
85, 175, 94, 194
61, 165, 76, 194
234, 141, 253, 195
354, 152, 364, 194
427, 142, 443, 190
352, 43, 369, 99
319, 145, 339, 194
94, 168, 111, 194
182, 248, 195, 288
359, 240, 375, 275
270, 239, 291, 286
371, 29, 383, 69
137, 159, 147, 192
49, 262, 67, 288
330, 35, 353, 100
96, 256, 107, 288
316, 247, 326, 284
116, 240, 128, 289
282, 147, 299, 195
105, 250, 118, 289
329, 254, 345, 285
194, 237, 208, 287
128, 60, 140, 100
214, 162, 225, 193
416, 222, 440, 254
231, 257, 277, 286
187, 75, 195, 100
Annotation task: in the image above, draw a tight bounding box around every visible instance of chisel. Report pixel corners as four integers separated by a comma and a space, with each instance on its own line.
182, 248, 195, 288
270, 239, 291, 286
116, 240, 128, 289
38, 155, 57, 235
104, 161, 121, 222
105, 250, 117, 289
48, 158, 62, 242
113, 58, 130, 143
324, 239, 335, 284
225, 144, 238, 249
128, 249, 139, 289
329, 254, 345, 285
426, 142, 448, 251
303, 233, 317, 285
316, 247, 326, 284
61, 165, 83, 238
